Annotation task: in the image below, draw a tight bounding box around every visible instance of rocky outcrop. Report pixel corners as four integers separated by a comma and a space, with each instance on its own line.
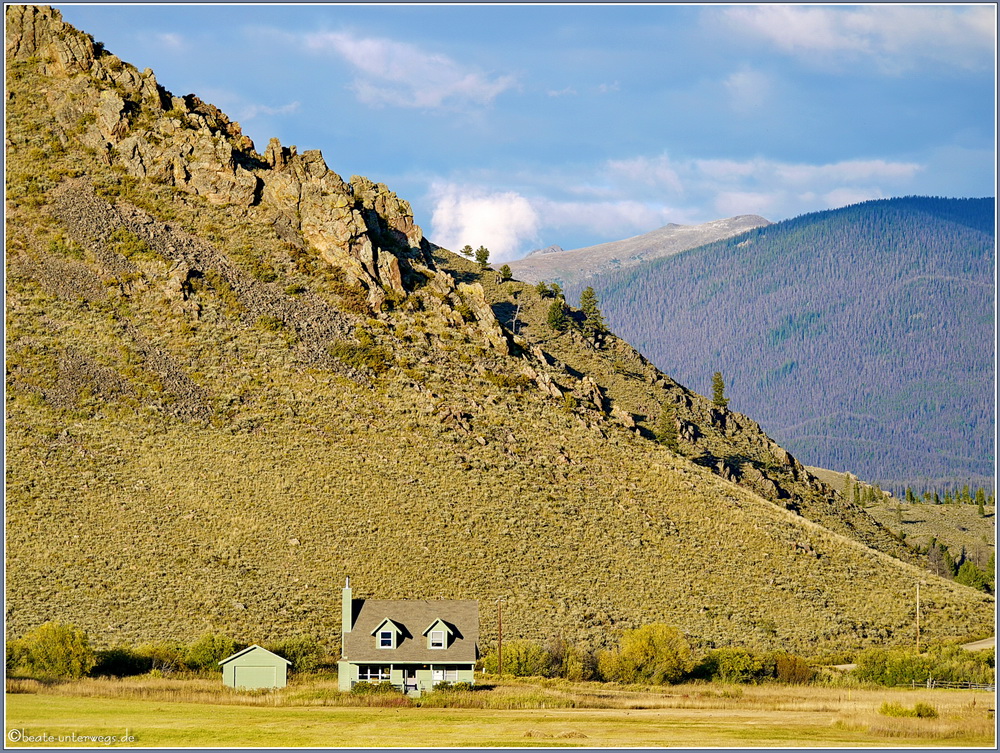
6, 5, 436, 311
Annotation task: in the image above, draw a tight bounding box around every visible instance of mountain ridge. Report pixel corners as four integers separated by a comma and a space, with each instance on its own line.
5, 6, 993, 655
509, 214, 772, 286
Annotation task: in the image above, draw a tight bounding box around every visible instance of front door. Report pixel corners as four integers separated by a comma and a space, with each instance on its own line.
404, 668, 417, 693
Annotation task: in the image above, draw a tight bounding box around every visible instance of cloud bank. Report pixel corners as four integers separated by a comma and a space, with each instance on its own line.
428, 153, 926, 259
305, 31, 516, 109
724, 5, 995, 72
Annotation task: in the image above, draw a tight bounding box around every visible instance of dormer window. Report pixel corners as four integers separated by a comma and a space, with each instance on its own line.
371, 618, 404, 650
423, 618, 454, 650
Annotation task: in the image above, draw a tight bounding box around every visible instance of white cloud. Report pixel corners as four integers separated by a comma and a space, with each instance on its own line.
713, 191, 781, 217
424, 152, 928, 259
774, 159, 922, 185
822, 187, 886, 209
724, 5, 995, 73
723, 67, 772, 113
197, 88, 300, 123
606, 154, 684, 194
535, 199, 683, 239
305, 31, 516, 109
429, 184, 540, 262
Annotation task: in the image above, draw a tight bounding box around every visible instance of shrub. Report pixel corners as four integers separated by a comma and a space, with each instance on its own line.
135, 642, 186, 674
327, 338, 394, 375
773, 652, 814, 684
351, 680, 399, 696
452, 681, 474, 691
6, 639, 27, 673
19, 621, 96, 678
698, 648, 772, 684
879, 701, 938, 718
481, 371, 532, 390
853, 648, 933, 686
255, 315, 286, 332
268, 637, 323, 673
482, 641, 553, 677
93, 646, 153, 677
433, 681, 453, 691
108, 227, 164, 264
598, 624, 692, 685
184, 633, 240, 672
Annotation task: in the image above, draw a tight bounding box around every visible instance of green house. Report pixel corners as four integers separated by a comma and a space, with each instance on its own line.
219, 645, 290, 690
338, 578, 479, 696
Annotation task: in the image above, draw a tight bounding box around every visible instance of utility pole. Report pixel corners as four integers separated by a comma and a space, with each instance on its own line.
497, 598, 503, 678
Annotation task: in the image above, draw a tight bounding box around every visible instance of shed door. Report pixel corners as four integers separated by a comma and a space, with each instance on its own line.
235, 665, 277, 688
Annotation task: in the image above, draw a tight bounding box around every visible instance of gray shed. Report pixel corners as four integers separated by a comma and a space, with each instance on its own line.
219, 645, 291, 689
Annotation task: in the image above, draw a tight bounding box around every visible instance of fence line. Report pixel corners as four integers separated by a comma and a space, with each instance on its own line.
903, 680, 996, 691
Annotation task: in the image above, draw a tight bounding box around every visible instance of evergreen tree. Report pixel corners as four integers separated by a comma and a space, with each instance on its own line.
843, 475, 855, 504
475, 246, 490, 268
579, 286, 607, 338
976, 488, 986, 517
711, 372, 728, 409
655, 404, 680, 451
499, 263, 512, 281
547, 299, 568, 331
459, 244, 474, 258
535, 281, 550, 297
550, 282, 564, 299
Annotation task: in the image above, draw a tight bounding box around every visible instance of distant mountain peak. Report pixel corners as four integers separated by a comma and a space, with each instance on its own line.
526, 244, 565, 257
509, 215, 772, 285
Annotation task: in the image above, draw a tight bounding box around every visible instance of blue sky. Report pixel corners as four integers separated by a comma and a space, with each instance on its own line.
56, 3, 996, 260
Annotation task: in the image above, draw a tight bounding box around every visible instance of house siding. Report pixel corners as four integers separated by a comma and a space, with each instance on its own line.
220, 646, 289, 689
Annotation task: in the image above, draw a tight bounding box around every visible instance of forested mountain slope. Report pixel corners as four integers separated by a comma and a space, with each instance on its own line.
5, 6, 993, 657
571, 198, 995, 492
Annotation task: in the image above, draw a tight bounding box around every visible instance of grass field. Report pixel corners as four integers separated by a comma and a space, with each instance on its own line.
5, 677, 995, 747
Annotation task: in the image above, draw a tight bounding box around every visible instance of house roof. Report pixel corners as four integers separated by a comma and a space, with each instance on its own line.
218, 644, 291, 666
343, 599, 479, 663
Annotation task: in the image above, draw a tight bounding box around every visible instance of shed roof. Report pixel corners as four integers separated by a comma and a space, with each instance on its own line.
218, 644, 291, 666
343, 599, 478, 663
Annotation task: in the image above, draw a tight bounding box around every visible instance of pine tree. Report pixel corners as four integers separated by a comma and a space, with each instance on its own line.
547, 299, 568, 331
843, 475, 855, 505
976, 487, 986, 517
711, 372, 728, 409
535, 281, 550, 297
475, 246, 490, 268
460, 244, 474, 258
655, 404, 680, 451
499, 264, 512, 281
579, 286, 607, 338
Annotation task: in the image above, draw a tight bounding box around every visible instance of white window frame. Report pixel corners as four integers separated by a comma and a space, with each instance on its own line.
429, 630, 446, 649
378, 630, 395, 649
358, 665, 391, 681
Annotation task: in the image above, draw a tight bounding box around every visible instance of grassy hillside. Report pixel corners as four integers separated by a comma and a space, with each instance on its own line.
4, 6, 994, 658
569, 198, 995, 493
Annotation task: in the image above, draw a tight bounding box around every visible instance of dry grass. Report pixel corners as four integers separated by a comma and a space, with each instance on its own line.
4, 675, 995, 747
